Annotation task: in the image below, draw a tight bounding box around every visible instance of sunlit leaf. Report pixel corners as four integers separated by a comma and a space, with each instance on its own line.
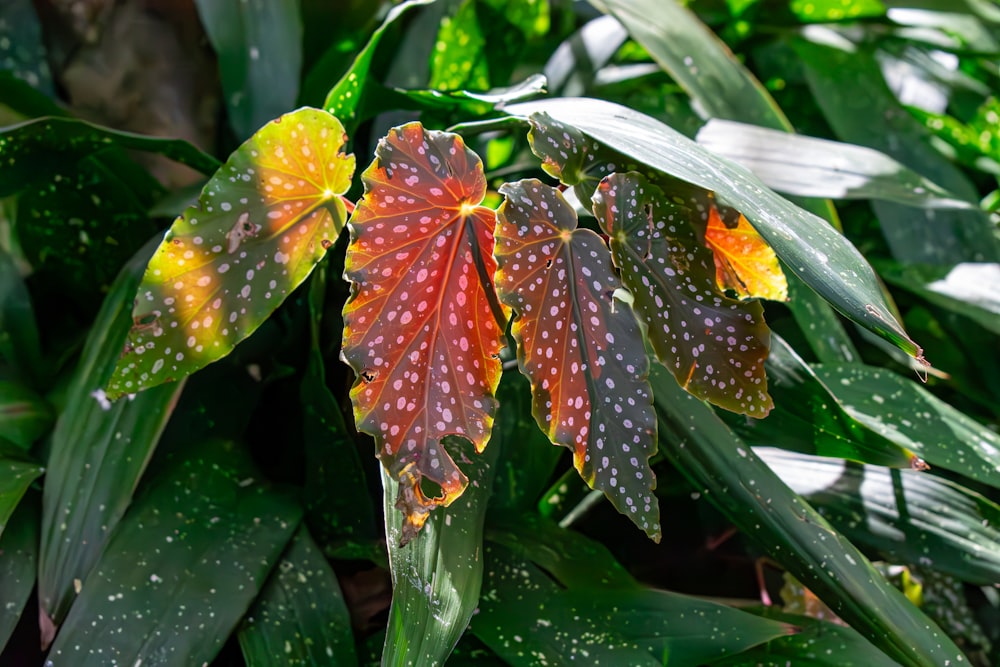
341, 122, 509, 543
705, 204, 788, 302
495, 179, 660, 541
593, 172, 773, 417
106, 107, 354, 399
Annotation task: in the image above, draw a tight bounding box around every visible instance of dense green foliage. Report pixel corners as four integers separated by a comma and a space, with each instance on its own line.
2, 0, 1000, 665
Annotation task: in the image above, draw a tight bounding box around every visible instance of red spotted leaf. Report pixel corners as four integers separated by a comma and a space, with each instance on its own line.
107, 108, 354, 399
341, 122, 509, 544
593, 172, 773, 417
495, 179, 660, 541
705, 205, 788, 302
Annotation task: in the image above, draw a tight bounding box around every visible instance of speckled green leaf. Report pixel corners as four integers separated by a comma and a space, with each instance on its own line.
496, 179, 660, 541
506, 97, 925, 363
793, 33, 1000, 265
725, 335, 914, 468
748, 0, 886, 23
759, 447, 1000, 586
195, 0, 301, 139
0, 380, 52, 449
0, 455, 42, 538
710, 608, 898, 667
0, 117, 220, 197
0, 0, 53, 94
39, 238, 184, 625
0, 247, 44, 386
473, 543, 792, 666
651, 364, 968, 667
0, 496, 38, 654
322, 0, 434, 130
106, 107, 354, 399
46, 439, 301, 667
430, 0, 489, 91
380, 376, 501, 667
696, 120, 975, 209
813, 363, 1000, 489
238, 525, 357, 666
593, 172, 773, 417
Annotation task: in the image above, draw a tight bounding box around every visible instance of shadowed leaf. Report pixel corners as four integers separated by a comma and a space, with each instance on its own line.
107, 108, 354, 399
0, 496, 37, 654
342, 122, 508, 543
593, 173, 773, 417
705, 205, 788, 302
495, 179, 660, 541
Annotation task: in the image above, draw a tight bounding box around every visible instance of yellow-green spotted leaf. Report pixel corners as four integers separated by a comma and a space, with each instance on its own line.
107, 108, 354, 399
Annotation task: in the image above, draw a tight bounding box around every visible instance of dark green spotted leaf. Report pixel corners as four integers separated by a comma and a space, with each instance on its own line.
0, 117, 220, 197
47, 439, 301, 667
710, 608, 899, 667
194, 0, 302, 139
238, 525, 357, 666
759, 447, 1000, 586
106, 107, 354, 399
813, 364, 1000, 489
430, 0, 489, 91
724, 334, 914, 468
0, 0, 53, 94
0, 496, 38, 654
40, 238, 183, 625
506, 97, 925, 364
593, 172, 773, 417
472, 544, 793, 666
651, 365, 968, 667
495, 179, 660, 541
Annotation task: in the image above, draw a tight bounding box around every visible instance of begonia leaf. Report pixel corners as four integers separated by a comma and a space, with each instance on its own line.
593, 172, 773, 417
705, 204, 789, 302
341, 122, 509, 544
495, 178, 660, 541
106, 107, 354, 399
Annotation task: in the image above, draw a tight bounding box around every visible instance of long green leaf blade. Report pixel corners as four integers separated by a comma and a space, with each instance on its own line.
505, 97, 924, 362
46, 439, 301, 666
650, 366, 967, 667
238, 525, 358, 666
39, 238, 183, 625
0, 496, 38, 654
696, 119, 976, 208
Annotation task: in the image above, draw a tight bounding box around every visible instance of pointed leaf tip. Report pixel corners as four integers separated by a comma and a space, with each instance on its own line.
106, 108, 354, 399
341, 122, 509, 542
495, 179, 660, 541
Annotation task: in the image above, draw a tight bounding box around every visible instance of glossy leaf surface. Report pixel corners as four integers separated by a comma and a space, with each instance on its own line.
342, 122, 508, 542
495, 179, 659, 540
107, 108, 354, 399
506, 97, 925, 363
238, 526, 357, 666
47, 439, 301, 667
704, 205, 788, 302
651, 365, 967, 667
593, 173, 773, 417
0, 455, 42, 537
40, 238, 184, 624
696, 119, 976, 209
759, 447, 1000, 586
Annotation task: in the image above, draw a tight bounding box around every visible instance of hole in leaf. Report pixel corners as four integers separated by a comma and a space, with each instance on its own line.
418, 476, 443, 500
320, 238, 333, 250
360, 369, 377, 383
134, 313, 158, 327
